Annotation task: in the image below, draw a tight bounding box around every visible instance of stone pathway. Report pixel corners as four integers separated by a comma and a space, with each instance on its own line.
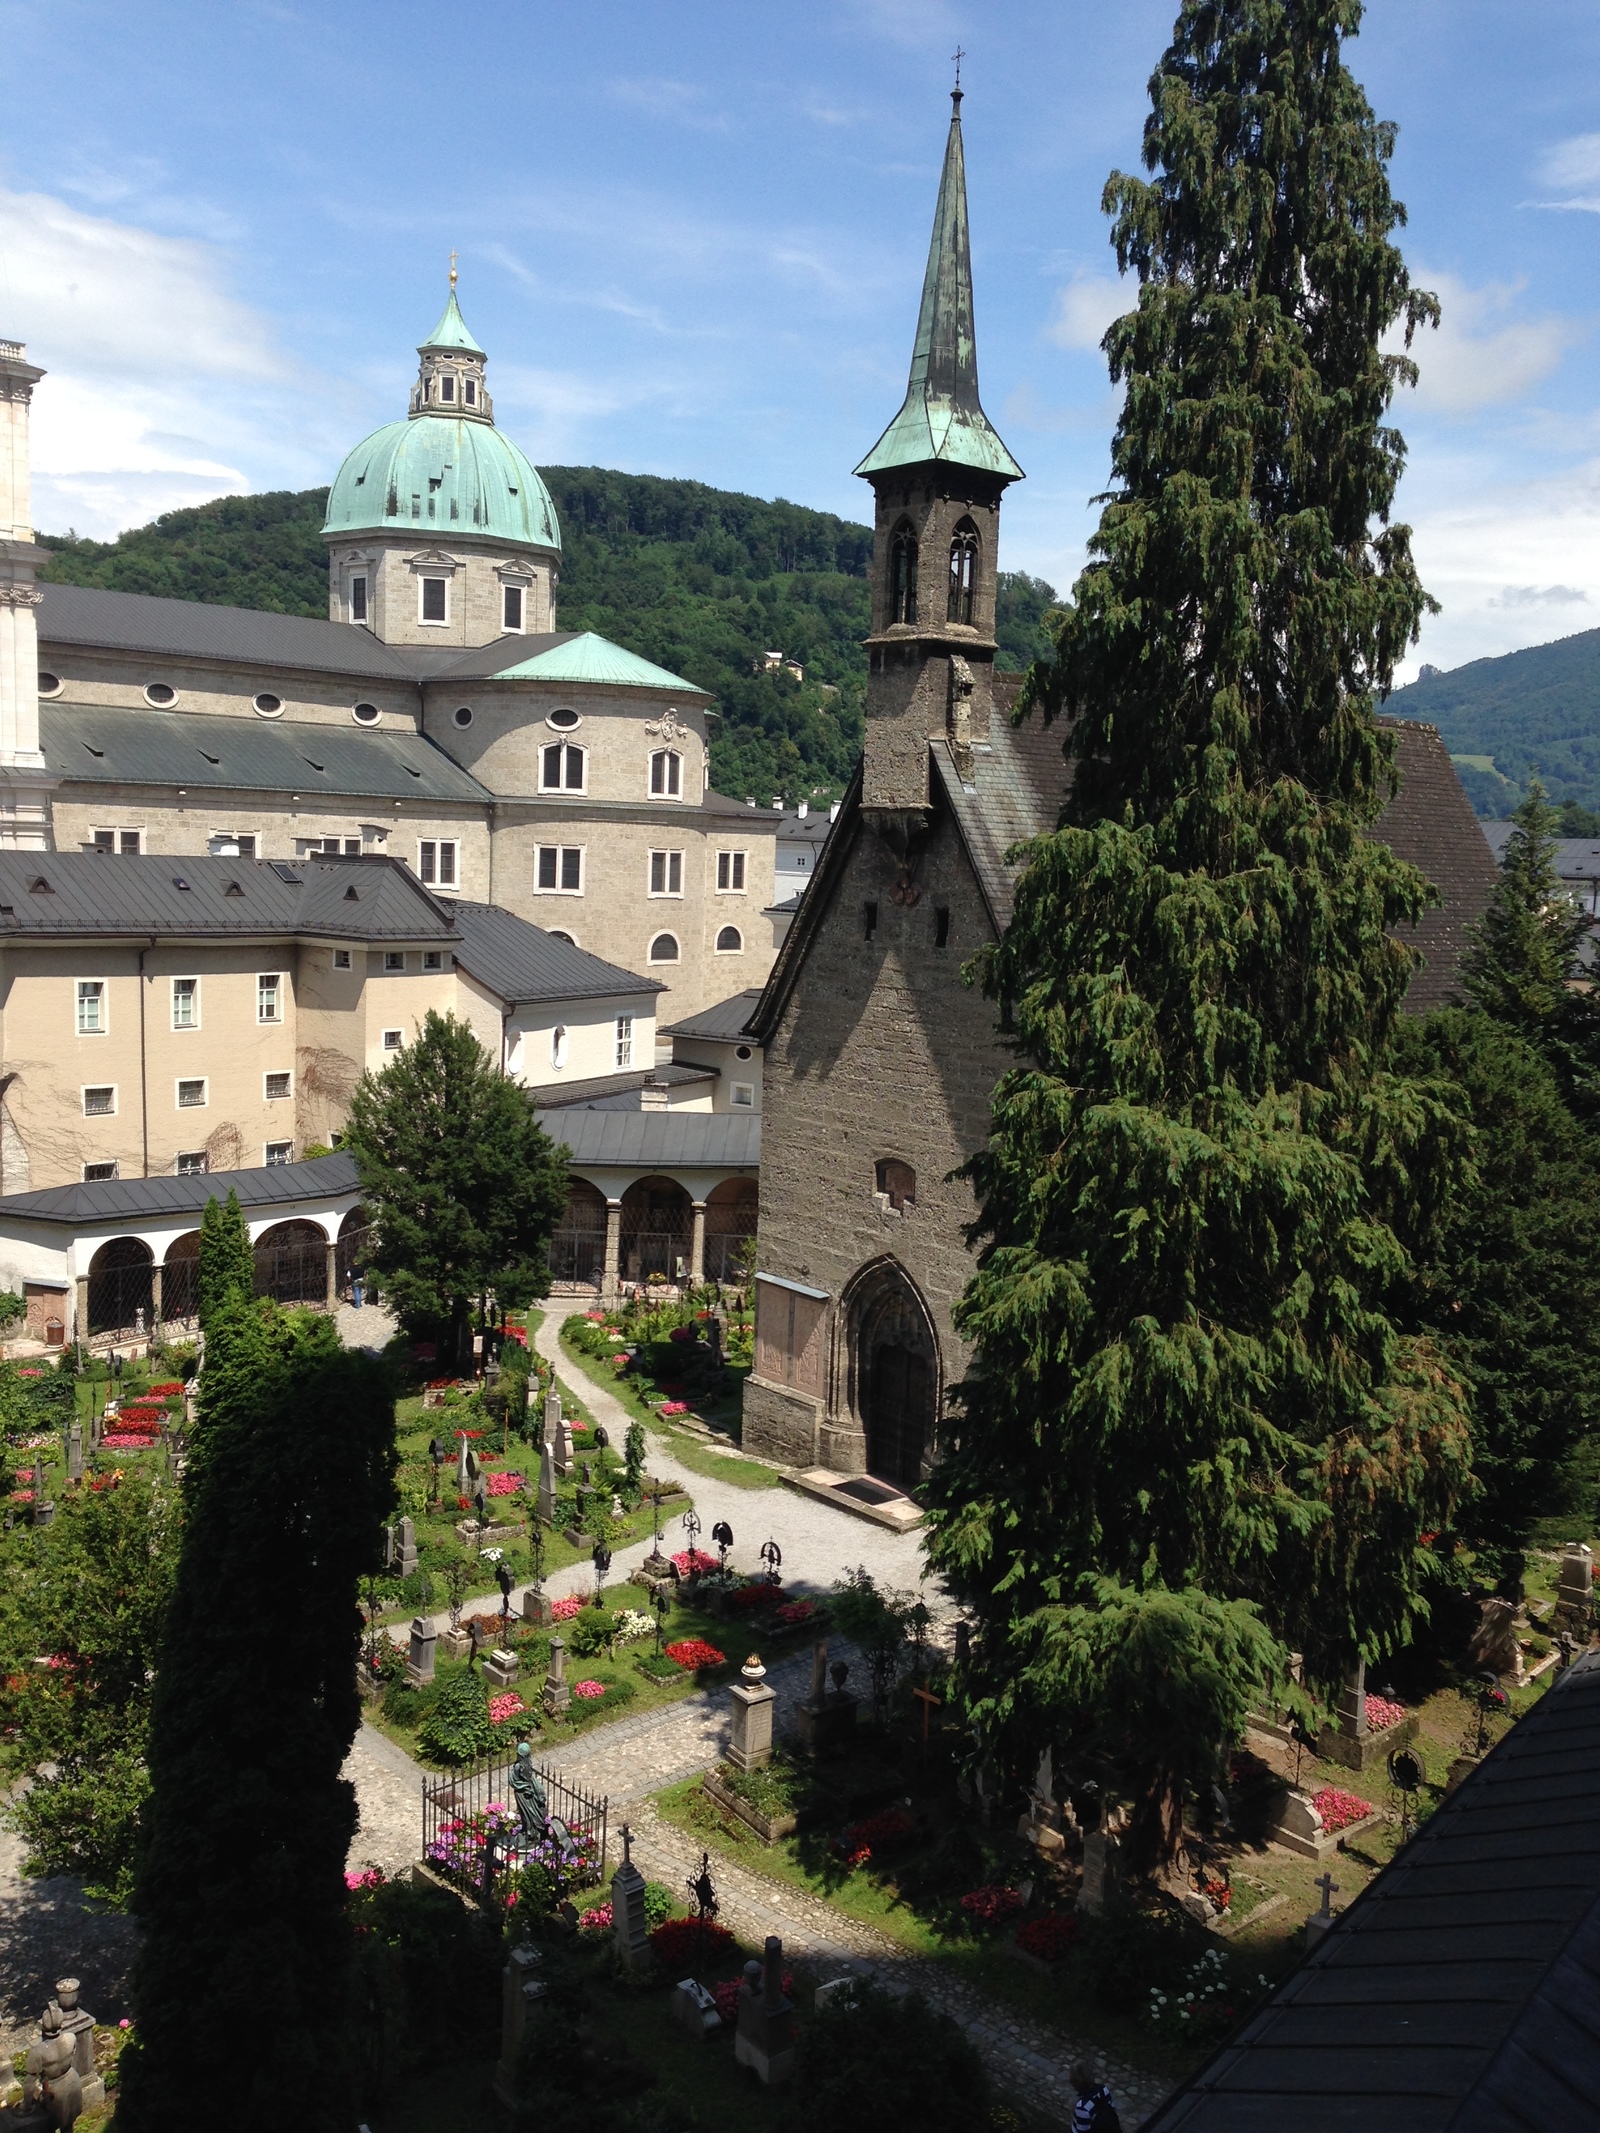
0, 1816, 138, 2059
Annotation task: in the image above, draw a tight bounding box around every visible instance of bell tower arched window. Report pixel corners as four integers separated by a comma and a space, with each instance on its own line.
889, 521, 919, 625
947, 518, 979, 625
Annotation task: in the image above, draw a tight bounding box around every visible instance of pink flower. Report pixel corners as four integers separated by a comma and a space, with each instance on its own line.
1312, 1785, 1374, 1834
580, 1901, 614, 1929
489, 1693, 526, 1724
659, 1401, 689, 1416
573, 1679, 607, 1700
1364, 1694, 1407, 1732
551, 1594, 584, 1622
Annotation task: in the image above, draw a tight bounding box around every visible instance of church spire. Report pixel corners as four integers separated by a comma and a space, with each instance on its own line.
855, 89, 1021, 482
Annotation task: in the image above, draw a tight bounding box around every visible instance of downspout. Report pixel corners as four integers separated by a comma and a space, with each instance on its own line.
138, 940, 154, 1178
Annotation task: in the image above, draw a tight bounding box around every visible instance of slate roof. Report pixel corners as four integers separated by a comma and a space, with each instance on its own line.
0, 1152, 360, 1227
41, 702, 491, 805
525, 1062, 718, 1111
449, 899, 660, 1005
1373, 719, 1501, 1012
538, 1110, 760, 1166
38, 583, 415, 680
660, 989, 765, 1042
1144, 1650, 1600, 2133
0, 850, 457, 940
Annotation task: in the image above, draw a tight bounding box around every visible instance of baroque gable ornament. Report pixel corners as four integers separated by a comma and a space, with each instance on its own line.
644, 710, 690, 744
0, 585, 44, 608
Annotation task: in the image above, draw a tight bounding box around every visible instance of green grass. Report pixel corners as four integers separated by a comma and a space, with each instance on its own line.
557, 1331, 781, 1491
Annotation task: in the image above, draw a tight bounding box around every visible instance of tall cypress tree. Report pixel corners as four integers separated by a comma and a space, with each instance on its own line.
117, 1300, 395, 2132
924, 0, 1473, 1857
195, 1188, 256, 1334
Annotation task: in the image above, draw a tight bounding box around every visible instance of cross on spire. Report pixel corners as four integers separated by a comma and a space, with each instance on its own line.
952, 45, 965, 89
449, 248, 458, 289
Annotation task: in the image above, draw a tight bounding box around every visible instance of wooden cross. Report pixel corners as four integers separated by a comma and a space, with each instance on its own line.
912, 1681, 942, 1742
1314, 1870, 1339, 1916
621, 1822, 633, 1866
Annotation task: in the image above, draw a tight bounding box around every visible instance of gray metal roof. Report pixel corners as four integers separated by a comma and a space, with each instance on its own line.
1145, 1650, 1600, 2133
0, 850, 458, 942
525, 1062, 715, 1110
0, 1151, 360, 1228
449, 899, 658, 1004
660, 988, 764, 1042
537, 1110, 760, 1167
38, 582, 417, 680
41, 702, 491, 805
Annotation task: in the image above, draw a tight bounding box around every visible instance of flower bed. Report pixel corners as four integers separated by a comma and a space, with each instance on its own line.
774, 1599, 819, 1629
1364, 1693, 1407, 1732
1016, 1912, 1079, 1962
729, 1580, 780, 1613
551, 1595, 585, 1622
1312, 1785, 1374, 1834
489, 1693, 527, 1725
960, 1884, 1024, 1927
102, 1434, 156, 1451
648, 1916, 735, 1968
486, 1472, 524, 1497
833, 1805, 916, 1866
671, 1548, 716, 1576
665, 1639, 725, 1671
148, 1381, 184, 1397
573, 1680, 607, 1700
712, 1970, 792, 2023
658, 1401, 689, 1416
580, 1900, 614, 1930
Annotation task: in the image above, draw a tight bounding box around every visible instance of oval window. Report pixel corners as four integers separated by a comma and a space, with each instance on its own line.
648, 932, 680, 963
453, 706, 474, 728
253, 692, 283, 716
551, 1025, 568, 1069
352, 702, 381, 726
38, 671, 62, 697
715, 925, 743, 953
547, 708, 581, 730
144, 682, 177, 708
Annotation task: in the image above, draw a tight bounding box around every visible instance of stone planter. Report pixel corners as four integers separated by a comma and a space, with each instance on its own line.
1316, 1711, 1418, 1773
1271, 1787, 1383, 1859
702, 1767, 797, 1845
453, 1519, 522, 1549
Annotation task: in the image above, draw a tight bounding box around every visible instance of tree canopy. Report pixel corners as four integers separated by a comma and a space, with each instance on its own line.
924, 0, 1473, 1859
340, 1011, 569, 1363
196, 1188, 255, 1333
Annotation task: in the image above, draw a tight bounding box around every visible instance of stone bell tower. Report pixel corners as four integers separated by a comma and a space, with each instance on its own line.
0, 338, 57, 849
854, 87, 1022, 819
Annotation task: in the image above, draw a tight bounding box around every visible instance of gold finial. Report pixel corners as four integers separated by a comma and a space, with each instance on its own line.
449, 248, 458, 290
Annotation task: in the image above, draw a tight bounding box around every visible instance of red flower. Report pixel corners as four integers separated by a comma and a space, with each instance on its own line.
960, 1884, 1024, 1925
1312, 1786, 1374, 1834
648, 1917, 735, 1967
665, 1639, 725, 1670
1016, 1913, 1079, 1961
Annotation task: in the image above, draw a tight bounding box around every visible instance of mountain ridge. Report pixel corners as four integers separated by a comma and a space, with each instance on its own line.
1389, 625, 1600, 817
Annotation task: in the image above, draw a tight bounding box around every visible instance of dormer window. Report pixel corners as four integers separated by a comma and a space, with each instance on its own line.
649, 748, 683, 799
464, 379, 477, 407
419, 576, 448, 625
948, 518, 979, 625
890, 521, 919, 625
440, 374, 455, 403
503, 584, 524, 631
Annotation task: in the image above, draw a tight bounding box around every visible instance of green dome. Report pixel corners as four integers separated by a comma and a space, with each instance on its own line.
323, 414, 560, 552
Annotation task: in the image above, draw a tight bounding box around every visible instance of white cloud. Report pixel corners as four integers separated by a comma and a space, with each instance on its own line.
1534, 131, 1600, 211
607, 78, 731, 131
1044, 273, 1131, 353
1398, 271, 1581, 414
1489, 583, 1589, 609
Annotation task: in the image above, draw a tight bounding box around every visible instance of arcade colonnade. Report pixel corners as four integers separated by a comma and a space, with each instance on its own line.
81, 1205, 371, 1341
549, 1169, 759, 1298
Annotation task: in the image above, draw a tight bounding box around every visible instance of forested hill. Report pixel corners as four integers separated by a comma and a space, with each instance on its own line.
1388, 627, 1600, 820
38, 473, 1059, 805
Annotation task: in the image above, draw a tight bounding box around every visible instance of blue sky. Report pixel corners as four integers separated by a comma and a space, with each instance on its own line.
5, 0, 1600, 679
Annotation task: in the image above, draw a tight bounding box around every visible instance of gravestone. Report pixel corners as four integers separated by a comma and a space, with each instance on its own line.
669, 1978, 721, 2039
1080, 1828, 1121, 1913
491, 1942, 547, 2108
1467, 1596, 1526, 1685
545, 1393, 567, 1471
1556, 1543, 1594, 1636
812, 1978, 859, 2014
542, 1635, 571, 1718
394, 1516, 419, 1579
522, 1584, 553, 1628
611, 1825, 651, 1970
734, 1936, 795, 2086
456, 1437, 471, 1498
1272, 1790, 1331, 1858
49, 1980, 100, 2112
727, 1655, 776, 1772
554, 1415, 576, 1475
537, 1440, 557, 1525
406, 1616, 437, 1686
65, 1428, 82, 1484
1304, 1870, 1341, 1951
484, 1646, 520, 1692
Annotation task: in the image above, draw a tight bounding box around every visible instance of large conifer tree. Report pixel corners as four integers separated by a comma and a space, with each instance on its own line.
924, 0, 1474, 1856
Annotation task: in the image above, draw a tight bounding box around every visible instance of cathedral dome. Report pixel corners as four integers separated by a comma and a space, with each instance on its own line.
323, 415, 560, 552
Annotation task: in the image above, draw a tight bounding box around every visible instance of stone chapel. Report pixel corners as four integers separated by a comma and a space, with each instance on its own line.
740, 90, 1500, 1497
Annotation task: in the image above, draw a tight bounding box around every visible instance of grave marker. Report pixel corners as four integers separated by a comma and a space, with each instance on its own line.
406, 1616, 437, 1685
610, 1824, 651, 1971
728, 1654, 776, 1771
734, 1936, 795, 2086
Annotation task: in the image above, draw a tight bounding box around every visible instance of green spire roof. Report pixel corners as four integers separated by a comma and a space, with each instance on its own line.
420, 288, 485, 356
855, 93, 1022, 483
489, 632, 701, 692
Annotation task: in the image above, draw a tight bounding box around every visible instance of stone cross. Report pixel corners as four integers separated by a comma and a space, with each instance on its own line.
1314, 1871, 1339, 1918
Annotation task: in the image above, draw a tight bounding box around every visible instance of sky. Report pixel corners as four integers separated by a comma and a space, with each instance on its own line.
4, 0, 1600, 682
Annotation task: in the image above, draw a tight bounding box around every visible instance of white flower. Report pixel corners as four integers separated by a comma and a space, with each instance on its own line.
480, 1546, 504, 1563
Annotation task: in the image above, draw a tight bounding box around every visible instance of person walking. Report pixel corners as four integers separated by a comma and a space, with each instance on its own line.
1071, 2062, 1122, 2133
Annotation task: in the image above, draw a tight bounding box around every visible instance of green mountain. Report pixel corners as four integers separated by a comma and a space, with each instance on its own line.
1388, 628, 1600, 819
38, 475, 1058, 806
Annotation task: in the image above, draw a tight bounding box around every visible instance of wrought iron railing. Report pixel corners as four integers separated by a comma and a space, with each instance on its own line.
420, 1749, 608, 1906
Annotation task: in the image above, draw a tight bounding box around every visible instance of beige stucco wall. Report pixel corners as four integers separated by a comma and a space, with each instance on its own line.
428, 679, 710, 806
326, 541, 558, 646
505, 990, 658, 1087
36, 649, 421, 729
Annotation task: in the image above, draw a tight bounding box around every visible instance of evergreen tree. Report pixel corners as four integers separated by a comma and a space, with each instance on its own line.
341, 1012, 570, 1368
195, 1189, 255, 1333
117, 1299, 395, 2133
924, 0, 1473, 1860
1392, 1009, 1600, 1591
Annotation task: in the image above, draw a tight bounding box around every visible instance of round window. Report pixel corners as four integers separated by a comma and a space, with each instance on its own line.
453, 706, 474, 728
37, 671, 62, 697
253, 691, 283, 716
547, 708, 581, 730
736, 1044, 753, 1061
352, 702, 381, 726
143, 682, 177, 708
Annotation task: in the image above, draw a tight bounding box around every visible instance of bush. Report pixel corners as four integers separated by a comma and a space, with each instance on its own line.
380, 1677, 435, 1728
349, 1873, 501, 2102
1073, 1899, 1193, 2011
642, 1880, 674, 1929
417, 1668, 496, 1765
797, 1982, 989, 2130
396, 1568, 436, 1610
647, 1916, 736, 1968
566, 1609, 615, 1660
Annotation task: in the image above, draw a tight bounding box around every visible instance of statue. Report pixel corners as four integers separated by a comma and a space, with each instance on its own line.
512, 1741, 550, 1844
22, 2006, 81, 2130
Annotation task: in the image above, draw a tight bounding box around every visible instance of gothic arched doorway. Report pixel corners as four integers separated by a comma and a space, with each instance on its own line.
847, 1261, 938, 1491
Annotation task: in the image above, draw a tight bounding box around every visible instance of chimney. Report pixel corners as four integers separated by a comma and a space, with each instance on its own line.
797, 800, 808, 819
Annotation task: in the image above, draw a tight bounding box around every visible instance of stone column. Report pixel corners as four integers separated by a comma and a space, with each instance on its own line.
149, 1261, 163, 1332
324, 1238, 338, 1311
1336, 1660, 1367, 1743
73, 1275, 89, 1347
602, 1200, 622, 1300
611, 1838, 651, 1970
542, 1635, 570, 1717
690, 1202, 707, 1284
734, 1936, 795, 2086
728, 1655, 776, 1771
0, 342, 59, 849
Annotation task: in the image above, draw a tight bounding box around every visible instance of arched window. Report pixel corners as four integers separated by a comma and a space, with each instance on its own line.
649, 749, 683, 798
550, 1025, 568, 1069
947, 517, 979, 625
875, 1158, 917, 1211
715, 925, 743, 953
547, 930, 575, 946
889, 520, 919, 625
648, 932, 680, 963
540, 741, 586, 792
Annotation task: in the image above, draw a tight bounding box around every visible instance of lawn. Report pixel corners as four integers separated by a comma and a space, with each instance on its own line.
556, 1316, 781, 1492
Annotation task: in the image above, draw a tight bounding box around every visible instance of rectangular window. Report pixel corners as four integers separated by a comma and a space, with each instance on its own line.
648, 850, 684, 897
83, 1161, 118, 1183
419, 576, 448, 624
440, 373, 455, 402
382, 1028, 403, 1052
417, 839, 459, 887
120, 830, 141, 855
264, 1141, 293, 1167
92, 829, 114, 852
754, 1277, 826, 1394
717, 850, 747, 892
264, 1071, 292, 1100
422, 950, 442, 971
615, 1015, 633, 1069
540, 742, 585, 793
350, 575, 367, 624
535, 844, 585, 893
649, 748, 682, 797
171, 977, 199, 1030
464, 378, 477, 406
176, 1151, 208, 1176
384, 951, 406, 973
76, 980, 106, 1035
177, 1077, 207, 1109
257, 973, 282, 1023
333, 949, 351, 970
503, 584, 524, 631
731, 1081, 755, 1109
82, 1085, 115, 1117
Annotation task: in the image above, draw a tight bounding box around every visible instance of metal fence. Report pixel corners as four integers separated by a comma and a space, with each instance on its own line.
420, 1750, 609, 1906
